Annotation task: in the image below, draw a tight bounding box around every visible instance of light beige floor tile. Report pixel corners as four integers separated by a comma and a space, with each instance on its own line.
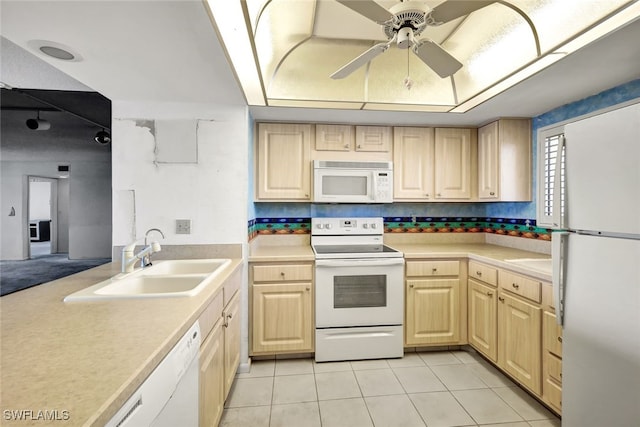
355, 368, 405, 396
272, 374, 317, 404
315, 371, 362, 400
493, 386, 556, 420
479, 423, 529, 427
418, 351, 462, 366
313, 360, 352, 373
270, 402, 321, 427
431, 364, 488, 390
529, 418, 561, 427
408, 391, 476, 427
392, 366, 447, 393
351, 359, 390, 370
387, 353, 426, 368
274, 358, 314, 375
225, 377, 274, 408
452, 388, 524, 424
451, 349, 483, 364
235, 359, 275, 378
219, 405, 270, 427
466, 361, 514, 387
365, 394, 426, 427
319, 398, 374, 427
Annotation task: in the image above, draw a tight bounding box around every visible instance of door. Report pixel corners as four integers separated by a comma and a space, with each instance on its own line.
564, 103, 640, 234
315, 259, 404, 327
468, 279, 497, 361
28, 176, 60, 257
561, 233, 640, 426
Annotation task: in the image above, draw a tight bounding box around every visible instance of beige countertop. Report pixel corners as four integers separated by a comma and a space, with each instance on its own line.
0, 258, 242, 427
249, 234, 315, 262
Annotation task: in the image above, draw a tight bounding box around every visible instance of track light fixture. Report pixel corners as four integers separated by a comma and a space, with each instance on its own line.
26, 111, 51, 130
94, 129, 111, 145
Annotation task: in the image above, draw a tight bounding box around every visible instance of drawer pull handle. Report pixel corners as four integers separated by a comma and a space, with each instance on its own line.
512, 283, 519, 289
498, 297, 505, 303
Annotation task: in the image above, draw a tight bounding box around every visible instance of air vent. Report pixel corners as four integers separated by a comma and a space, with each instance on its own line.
58, 165, 70, 172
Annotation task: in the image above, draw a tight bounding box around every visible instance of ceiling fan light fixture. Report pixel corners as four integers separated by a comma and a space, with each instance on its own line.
397, 27, 415, 49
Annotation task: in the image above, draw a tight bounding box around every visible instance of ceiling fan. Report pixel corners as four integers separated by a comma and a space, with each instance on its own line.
331, 0, 496, 79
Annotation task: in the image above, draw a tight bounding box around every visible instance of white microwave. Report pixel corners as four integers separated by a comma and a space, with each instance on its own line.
313, 160, 393, 203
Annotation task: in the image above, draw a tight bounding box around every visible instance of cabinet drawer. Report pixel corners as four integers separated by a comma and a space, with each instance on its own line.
543, 311, 563, 357
544, 375, 562, 412
406, 260, 459, 277
499, 270, 541, 303
253, 264, 313, 282
468, 261, 497, 286
198, 291, 224, 341
546, 352, 562, 384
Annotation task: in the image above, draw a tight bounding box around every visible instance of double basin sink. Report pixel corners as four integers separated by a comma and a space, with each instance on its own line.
64, 259, 231, 302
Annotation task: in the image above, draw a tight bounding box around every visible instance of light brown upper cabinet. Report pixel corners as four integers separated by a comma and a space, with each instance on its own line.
355, 126, 392, 152
393, 127, 435, 200
477, 119, 532, 201
315, 124, 354, 151
434, 128, 473, 200
256, 123, 311, 201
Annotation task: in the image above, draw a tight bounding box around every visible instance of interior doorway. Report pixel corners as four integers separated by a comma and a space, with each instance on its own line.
27, 176, 68, 259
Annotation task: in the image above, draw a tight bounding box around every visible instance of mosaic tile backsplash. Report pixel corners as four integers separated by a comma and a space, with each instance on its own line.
248, 217, 551, 241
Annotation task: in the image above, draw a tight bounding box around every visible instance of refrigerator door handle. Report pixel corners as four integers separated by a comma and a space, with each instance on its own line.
552, 231, 569, 326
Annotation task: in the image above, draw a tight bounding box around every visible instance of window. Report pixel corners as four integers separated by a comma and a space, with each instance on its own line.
537, 126, 565, 228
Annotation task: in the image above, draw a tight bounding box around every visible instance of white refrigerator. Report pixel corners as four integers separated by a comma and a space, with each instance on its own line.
552, 102, 640, 426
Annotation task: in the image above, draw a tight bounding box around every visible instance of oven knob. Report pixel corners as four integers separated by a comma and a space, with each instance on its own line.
325, 223, 332, 229
371, 223, 377, 229
363, 223, 368, 229
316, 223, 324, 229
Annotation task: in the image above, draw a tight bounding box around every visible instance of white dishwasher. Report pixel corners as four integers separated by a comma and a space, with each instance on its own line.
106, 321, 201, 427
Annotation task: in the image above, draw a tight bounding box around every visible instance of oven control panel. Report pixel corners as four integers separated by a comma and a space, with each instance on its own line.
311, 217, 384, 235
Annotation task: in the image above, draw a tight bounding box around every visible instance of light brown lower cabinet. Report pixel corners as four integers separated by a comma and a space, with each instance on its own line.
223, 291, 241, 398
199, 319, 224, 427
468, 279, 497, 362
542, 310, 563, 413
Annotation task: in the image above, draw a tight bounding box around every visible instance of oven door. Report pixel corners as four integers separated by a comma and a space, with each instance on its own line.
315, 258, 404, 328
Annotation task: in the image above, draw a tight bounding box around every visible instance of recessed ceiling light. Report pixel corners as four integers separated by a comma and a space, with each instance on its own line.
27, 40, 83, 62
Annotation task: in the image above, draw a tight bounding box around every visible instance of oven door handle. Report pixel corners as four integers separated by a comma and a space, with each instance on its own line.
316, 258, 405, 268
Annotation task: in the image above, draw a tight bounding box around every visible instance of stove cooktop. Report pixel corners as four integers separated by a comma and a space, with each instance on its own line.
312, 244, 403, 259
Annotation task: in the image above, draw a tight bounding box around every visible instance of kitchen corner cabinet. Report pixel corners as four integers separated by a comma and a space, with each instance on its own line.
477, 119, 531, 201
405, 259, 467, 346
468, 261, 499, 362
497, 270, 542, 395
256, 123, 311, 200
250, 262, 314, 355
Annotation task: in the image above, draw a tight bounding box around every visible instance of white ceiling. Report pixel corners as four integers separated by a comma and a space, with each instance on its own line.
1, 0, 639, 127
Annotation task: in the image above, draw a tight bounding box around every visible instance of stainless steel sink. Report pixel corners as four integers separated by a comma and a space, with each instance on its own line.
504, 258, 552, 274
64, 259, 231, 302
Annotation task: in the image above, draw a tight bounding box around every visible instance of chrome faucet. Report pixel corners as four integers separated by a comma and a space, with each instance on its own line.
120, 228, 165, 273
142, 228, 165, 267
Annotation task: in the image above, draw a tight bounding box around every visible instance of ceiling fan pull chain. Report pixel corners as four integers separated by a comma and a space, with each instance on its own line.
404, 48, 413, 90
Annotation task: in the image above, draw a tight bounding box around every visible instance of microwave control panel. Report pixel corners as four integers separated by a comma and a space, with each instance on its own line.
374, 172, 392, 201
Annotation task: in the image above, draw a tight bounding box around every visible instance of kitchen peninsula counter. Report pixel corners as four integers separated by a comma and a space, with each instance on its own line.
0, 256, 242, 427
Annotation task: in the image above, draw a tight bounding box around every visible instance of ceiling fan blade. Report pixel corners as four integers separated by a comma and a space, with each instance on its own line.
413, 40, 462, 78
429, 1, 495, 24
331, 42, 390, 79
335, 0, 394, 24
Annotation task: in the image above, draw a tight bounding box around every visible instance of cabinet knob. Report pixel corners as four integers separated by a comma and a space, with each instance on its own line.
498, 296, 505, 303
306, 287, 310, 291
437, 193, 442, 197
357, 144, 362, 149
558, 336, 563, 343
305, 194, 309, 198
476, 271, 482, 276
410, 284, 414, 288
228, 313, 233, 319
432, 268, 438, 273
425, 193, 430, 198
490, 192, 495, 196
344, 143, 349, 148
280, 272, 285, 278
512, 283, 519, 289
487, 291, 493, 297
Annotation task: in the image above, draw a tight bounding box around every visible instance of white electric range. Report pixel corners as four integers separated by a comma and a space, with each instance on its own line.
311, 217, 404, 362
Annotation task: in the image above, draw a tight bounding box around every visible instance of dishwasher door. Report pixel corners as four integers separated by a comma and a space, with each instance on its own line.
106, 321, 200, 427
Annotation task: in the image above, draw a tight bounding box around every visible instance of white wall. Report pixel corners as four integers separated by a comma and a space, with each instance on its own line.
111, 101, 249, 246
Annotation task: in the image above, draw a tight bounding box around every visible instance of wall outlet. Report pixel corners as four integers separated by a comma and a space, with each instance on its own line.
176, 219, 191, 234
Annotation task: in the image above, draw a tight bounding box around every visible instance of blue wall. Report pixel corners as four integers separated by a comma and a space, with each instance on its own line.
252, 79, 640, 222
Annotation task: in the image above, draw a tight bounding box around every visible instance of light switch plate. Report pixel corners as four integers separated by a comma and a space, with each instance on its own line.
176, 219, 191, 234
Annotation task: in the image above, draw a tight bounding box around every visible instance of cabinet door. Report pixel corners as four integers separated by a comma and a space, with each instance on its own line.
406, 279, 459, 345
252, 283, 313, 354
498, 292, 542, 395
468, 279, 497, 362
543, 311, 563, 357
434, 128, 471, 199
199, 320, 224, 427
223, 291, 241, 398
257, 123, 311, 200
316, 124, 353, 151
393, 127, 435, 200
355, 126, 391, 151
478, 121, 499, 199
